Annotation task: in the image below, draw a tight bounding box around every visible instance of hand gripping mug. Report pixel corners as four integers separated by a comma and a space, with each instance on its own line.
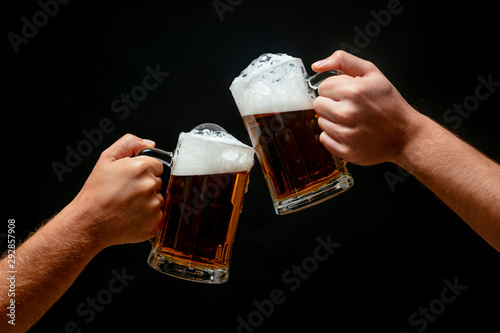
138, 124, 254, 283
230, 53, 354, 215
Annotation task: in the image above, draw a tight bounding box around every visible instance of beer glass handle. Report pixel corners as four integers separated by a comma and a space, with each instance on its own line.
307, 70, 344, 90
136, 147, 173, 168
136, 147, 173, 246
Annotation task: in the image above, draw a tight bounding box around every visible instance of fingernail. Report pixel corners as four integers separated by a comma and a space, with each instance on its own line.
142, 139, 155, 146
312, 59, 326, 67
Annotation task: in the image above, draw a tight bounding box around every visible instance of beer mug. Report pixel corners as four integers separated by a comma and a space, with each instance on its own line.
230, 53, 354, 215
138, 124, 254, 283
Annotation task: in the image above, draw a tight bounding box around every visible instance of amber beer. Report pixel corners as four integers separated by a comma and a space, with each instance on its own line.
143, 126, 254, 283
153, 171, 249, 271
243, 109, 346, 200
230, 53, 353, 214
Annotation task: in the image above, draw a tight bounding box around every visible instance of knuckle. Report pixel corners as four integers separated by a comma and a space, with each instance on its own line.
130, 159, 148, 175
134, 158, 155, 175
149, 192, 163, 208
380, 80, 396, 96
332, 50, 348, 62
342, 84, 362, 99
142, 177, 157, 192
156, 195, 165, 210
317, 77, 335, 95
153, 159, 164, 174
364, 59, 376, 71
313, 96, 327, 113
122, 133, 136, 141
344, 106, 362, 124
122, 133, 140, 145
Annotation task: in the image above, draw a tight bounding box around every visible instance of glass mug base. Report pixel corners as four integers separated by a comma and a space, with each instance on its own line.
148, 250, 229, 284
273, 173, 354, 215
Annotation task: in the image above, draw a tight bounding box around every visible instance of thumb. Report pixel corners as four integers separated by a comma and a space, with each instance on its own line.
312, 50, 376, 78
100, 134, 156, 161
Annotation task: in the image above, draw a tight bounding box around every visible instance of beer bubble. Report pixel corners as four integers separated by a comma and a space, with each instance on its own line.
191, 123, 227, 135
251, 81, 270, 95
171, 124, 254, 176
230, 53, 314, 117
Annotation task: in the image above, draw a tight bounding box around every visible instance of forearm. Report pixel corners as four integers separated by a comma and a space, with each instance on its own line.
0, 134, 161, 331
396, 114, 500, 251
0, 205, 103, 332
311, 51, 500, 250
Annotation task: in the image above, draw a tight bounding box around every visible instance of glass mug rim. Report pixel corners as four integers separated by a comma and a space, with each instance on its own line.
137, 137, 255, 168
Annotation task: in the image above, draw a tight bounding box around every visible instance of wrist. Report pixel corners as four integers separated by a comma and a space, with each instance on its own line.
392, 110, 437, 171
57, 200, 109, 254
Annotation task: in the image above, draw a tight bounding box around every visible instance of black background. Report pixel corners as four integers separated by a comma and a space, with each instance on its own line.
3, 0, 500, 332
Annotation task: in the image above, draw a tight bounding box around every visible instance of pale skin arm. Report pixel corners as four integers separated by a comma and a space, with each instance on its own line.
0, 134, 164, 332
311, 51, 500, 251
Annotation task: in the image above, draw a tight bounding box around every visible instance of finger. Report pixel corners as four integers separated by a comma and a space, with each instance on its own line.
316, 74, 355, 101
154, 176, 163, 193
312, 50, 376, 78
135, 156, 164, 177
101, 134, 156, 161
146, 193, 165, 236
316, 96, 361, 129
317, 116, 350, 144
319, 131, 348, 159
150, 158, 164, 177
156, 192, 165, 208
314, 96, 343, 123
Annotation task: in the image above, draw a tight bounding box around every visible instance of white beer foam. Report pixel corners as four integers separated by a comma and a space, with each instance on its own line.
230, 53, 315, 117
172, 131, 254, 176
